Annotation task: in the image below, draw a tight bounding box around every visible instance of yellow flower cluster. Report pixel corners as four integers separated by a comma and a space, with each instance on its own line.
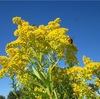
0, 17, 100, 98
49, 56, 98, 98
12, 17, 21, 24
6, 48, 19, 57
83, 56, 100, 81
64, 56, 100, 97
94, 78, 100, 87
12, 16, 29, 29
66, 66, 83, 80
72, 83, 82, 96
51, 66, 63, 84
12, 17, 78, 63
16, 72, 33, 85
34, 87, 45, 99
0, 16, 78, 79
83, 55, 93, 65
0, 56, 10, 78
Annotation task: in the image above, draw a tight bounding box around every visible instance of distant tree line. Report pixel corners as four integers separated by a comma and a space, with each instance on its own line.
0, 89, 22, 99
0, 95, 5, 99
7, 90, 22, 99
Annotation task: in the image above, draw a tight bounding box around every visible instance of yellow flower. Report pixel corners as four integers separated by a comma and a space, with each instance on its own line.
83, 56, 93, 65
12, 16, 21, 24
94, 78, 100, 87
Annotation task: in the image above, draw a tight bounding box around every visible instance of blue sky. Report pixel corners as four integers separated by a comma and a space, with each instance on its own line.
0, 1, 100, 98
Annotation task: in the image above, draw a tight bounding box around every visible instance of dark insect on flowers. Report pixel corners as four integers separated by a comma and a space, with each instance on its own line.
31, 24, 35, 26
69, 37, 74, 44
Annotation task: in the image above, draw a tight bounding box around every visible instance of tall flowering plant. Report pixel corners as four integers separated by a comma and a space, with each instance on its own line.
0, 17, 100, 99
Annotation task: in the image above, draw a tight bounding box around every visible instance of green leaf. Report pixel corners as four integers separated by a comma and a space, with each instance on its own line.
33, 91, 49, 98
32, 67, 47, 84
33, 82, 46, 91
32, 67, 42, 80
12, 91, 18, 98
47, 67, 53, 93
53, 89, 58, 99
43, 58, 49, 67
